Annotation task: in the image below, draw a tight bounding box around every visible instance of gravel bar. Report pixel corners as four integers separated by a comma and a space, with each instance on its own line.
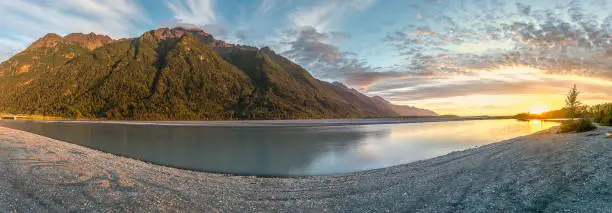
1, 126, 612, 212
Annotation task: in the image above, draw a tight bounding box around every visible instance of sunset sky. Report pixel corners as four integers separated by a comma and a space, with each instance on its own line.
2, 0, 612, 115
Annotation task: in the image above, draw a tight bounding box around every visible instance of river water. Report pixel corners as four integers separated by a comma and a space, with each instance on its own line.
0, 119, 557, 176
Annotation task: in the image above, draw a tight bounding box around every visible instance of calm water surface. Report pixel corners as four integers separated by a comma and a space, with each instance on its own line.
0, 119, 557, 176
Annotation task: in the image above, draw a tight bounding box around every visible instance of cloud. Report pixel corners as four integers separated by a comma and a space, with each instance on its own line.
366, 66, 612, 105
329, 31, 351, 41
367, 0, 612, 108
0, 0, 146, 38
235, 30, 248, 41
0, 0, 148, 61
56, 0, 146, 24
165, 0, 216, 26
379, 79, 558, 101
0, 37, 28, 62
384, 74, 612, 115
257, 0, 278, 14
282, 27, 343, 69
279, 26, 433, 90
343, 71, 415, 91
289, 3, 337, 32
289, 0, 376, 32
281, 26, 407, 89
272, 0, 404, 90
163, 0, 236, 40
383, 0, 612, 79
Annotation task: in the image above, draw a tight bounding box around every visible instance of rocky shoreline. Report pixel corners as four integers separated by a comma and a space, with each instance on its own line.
2, 126, 612, 212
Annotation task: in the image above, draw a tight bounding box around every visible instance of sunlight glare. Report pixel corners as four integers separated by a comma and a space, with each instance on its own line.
529, 105, 549, 115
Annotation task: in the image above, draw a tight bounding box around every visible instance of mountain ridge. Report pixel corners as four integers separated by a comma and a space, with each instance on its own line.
0, 27, 436, 120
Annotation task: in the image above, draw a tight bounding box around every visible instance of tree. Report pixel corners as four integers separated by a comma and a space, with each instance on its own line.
565, 84, 581, 120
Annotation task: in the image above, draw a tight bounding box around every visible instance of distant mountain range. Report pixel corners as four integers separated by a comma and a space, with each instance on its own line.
0, 28, 436, 120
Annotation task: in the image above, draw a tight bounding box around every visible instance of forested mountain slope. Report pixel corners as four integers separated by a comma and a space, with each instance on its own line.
0, 28, 436, 120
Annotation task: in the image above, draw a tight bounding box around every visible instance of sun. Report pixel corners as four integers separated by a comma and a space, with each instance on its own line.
529, 105, 549, 115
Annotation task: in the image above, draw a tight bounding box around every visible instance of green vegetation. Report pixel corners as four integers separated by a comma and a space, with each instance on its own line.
0, 113, 68, 120
514, 85, 602, 133
559, 85, 595, 133
0, 28, 435, 120
514, 103, 612, 129
586, 103, 612, 126
513, 85, 589, 121
513, 108, 573, 120
565, 84, 581, 120
559, 118, 596, 133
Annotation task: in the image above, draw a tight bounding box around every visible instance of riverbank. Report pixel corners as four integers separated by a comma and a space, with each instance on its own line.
12, 116, 508, 127
2, 126, 612, 212
0, 114, 66, 121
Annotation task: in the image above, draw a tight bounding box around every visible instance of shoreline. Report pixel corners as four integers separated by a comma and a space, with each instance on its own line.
2, 126, 612, 212
4, 116, 512, 127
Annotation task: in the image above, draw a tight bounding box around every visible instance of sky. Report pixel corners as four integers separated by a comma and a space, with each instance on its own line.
2, 0, 612, 116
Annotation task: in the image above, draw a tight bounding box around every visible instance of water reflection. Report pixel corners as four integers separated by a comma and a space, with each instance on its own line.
292, 119, 558, 175
0, 119, 557, 176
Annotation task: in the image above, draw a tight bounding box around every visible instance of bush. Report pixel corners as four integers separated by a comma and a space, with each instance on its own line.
600, 111, 612, 126
560, 118, 597, 133
587, 103, 612, 126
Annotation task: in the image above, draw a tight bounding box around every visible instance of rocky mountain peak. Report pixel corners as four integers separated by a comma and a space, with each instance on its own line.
141, 28, 220, 46
64, 33, 114, 50
141, 28, 184, 41
29, 33, 63, 49
28, 32, 115, 51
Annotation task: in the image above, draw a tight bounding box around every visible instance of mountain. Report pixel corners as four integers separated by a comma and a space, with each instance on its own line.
370, 96, 437, 116
0, 27, 436, 120
63, 33, 115, 50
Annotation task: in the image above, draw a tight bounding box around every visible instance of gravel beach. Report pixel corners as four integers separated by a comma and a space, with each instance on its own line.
1, 125, 612, 212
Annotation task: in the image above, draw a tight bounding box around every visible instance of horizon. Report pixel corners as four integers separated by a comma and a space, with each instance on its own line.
3, 0, 612, 116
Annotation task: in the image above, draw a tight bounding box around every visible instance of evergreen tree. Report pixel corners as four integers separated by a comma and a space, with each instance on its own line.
565, 84, 581, 120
